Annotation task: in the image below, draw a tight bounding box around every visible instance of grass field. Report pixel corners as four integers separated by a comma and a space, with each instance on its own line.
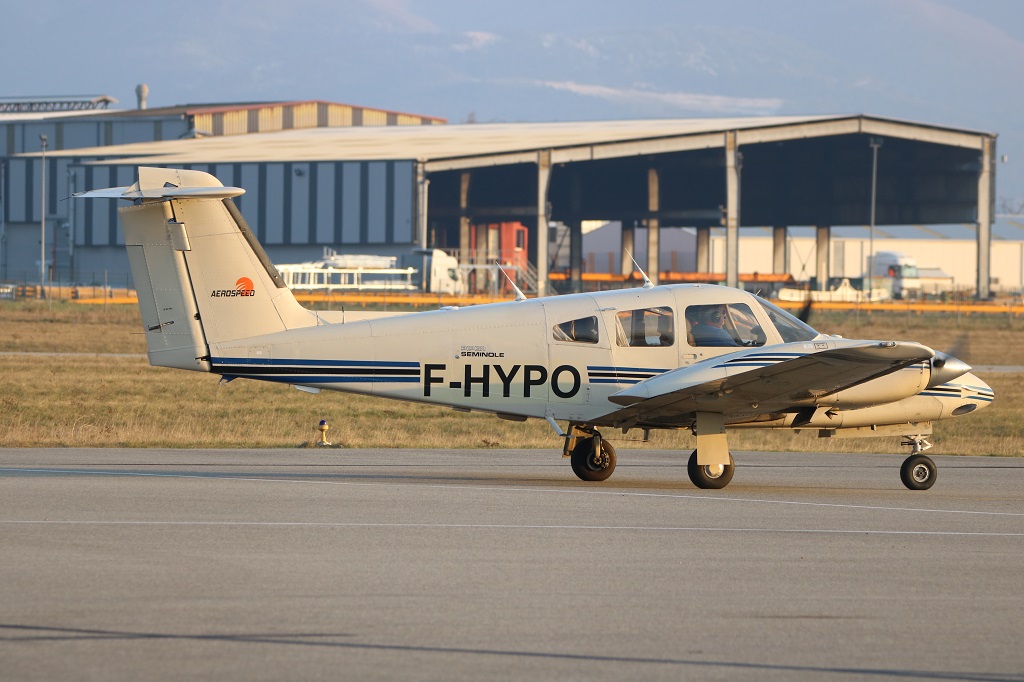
1, 301, 1021, 455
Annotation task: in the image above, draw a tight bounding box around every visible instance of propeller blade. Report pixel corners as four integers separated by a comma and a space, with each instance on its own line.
797, 296, 812, 323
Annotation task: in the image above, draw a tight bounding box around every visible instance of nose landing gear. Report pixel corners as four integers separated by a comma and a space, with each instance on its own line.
900, 435, 937, 490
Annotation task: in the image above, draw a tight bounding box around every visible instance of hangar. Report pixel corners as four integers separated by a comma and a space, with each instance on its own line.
2, 108, 997, 296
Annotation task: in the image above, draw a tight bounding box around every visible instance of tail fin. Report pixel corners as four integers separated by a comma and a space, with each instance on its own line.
77, 167, 316, 371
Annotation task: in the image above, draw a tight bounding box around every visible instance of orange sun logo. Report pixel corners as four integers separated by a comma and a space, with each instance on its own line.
236, 277, 254, 293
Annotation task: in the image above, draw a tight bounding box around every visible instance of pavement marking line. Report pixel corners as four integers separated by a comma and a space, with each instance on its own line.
5, 467, 1024, 519
1, 519, 1023, 537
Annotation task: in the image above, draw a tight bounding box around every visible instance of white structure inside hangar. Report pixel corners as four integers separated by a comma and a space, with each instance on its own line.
579, 220, 1024, 296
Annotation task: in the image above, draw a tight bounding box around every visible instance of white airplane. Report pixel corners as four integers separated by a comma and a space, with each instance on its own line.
77, 167, 994, 491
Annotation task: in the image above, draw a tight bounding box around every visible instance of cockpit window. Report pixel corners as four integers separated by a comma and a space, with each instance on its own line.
754, 296, 820, 343
685, 303, 766, 347
614, 307, 674, 347
553, 316, 599, 344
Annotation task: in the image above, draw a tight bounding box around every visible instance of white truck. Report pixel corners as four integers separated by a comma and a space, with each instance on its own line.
870, 251, 920, 300
400, 249, 465, 295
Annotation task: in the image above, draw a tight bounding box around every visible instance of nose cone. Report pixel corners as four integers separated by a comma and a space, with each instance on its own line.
947, 372, 994, 417
969, 375, 995, 410
927, 351, 973, 388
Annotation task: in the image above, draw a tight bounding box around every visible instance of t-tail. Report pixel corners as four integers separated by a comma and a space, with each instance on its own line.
76, 167, 319, 372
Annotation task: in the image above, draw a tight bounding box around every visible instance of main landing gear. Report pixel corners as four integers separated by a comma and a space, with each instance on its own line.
687, 450, 735, 489
564, 427, 617, 482
900, 436, 937, 490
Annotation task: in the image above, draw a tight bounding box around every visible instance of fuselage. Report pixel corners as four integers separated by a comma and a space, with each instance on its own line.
209, 284, 993, 432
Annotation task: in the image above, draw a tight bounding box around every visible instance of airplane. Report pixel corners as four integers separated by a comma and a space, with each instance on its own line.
76, 167, 994, 491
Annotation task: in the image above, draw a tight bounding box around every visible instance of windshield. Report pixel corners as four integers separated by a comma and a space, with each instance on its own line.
754, 296, 820, 343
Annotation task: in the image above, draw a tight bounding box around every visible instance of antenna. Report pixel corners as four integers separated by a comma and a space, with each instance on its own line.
495, 261, 527, 301
624, 250, 654, 289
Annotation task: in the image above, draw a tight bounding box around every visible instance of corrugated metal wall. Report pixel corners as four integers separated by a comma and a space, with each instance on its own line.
2, 158, 414, 246
45, 161, 417, 250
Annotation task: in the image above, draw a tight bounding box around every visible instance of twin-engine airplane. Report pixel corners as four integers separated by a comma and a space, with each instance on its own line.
77, 167, 994, 491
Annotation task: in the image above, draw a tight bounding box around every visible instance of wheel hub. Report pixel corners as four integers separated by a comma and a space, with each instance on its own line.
912, 464, 931, 483
703, 464, 725, 478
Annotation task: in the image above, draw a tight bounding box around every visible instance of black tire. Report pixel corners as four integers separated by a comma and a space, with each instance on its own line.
901, 454, 937, 490
687, 449, 735, 489
570, 437, 617, 482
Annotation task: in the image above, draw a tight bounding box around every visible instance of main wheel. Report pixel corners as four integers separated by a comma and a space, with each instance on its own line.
570, 436, 617, 482
687, 449, 735, 489
900, 454, 937, 490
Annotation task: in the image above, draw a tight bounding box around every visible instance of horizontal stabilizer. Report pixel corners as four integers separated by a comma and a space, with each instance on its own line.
75, 186, 244, 201
73, 166, 244, 202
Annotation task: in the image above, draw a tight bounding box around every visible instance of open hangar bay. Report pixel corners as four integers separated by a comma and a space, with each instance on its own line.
2, 447, 1022, 681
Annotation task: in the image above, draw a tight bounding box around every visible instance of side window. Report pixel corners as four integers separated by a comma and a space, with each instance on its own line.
614, 307, 674, 347
684, 303, 766, 347
553, 316, 599, 344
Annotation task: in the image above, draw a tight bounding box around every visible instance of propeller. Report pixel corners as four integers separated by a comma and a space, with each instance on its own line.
926, 333, 972, 388
797, 295, 812, 324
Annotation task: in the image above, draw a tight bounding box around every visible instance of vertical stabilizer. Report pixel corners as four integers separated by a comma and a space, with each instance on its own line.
77, 167, 318, 371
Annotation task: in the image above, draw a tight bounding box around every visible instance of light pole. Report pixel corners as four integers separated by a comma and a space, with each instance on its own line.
39, 134, 47, 297
868, 137, 882, 299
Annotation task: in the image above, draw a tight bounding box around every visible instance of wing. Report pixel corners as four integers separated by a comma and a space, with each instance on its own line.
601, 340, 933, 428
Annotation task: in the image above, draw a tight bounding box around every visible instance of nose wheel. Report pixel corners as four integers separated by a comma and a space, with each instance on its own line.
901, 454, 937, 490
900, 435, 936, 490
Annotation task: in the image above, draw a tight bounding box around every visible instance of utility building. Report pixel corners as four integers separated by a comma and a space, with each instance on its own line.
1, 110, 998, 297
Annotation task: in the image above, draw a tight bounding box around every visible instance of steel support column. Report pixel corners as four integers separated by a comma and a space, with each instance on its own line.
772, 225, 788, 274
569, 220, 583, 293
474, 223, 488, 266
568, 172, 583, 293
647, 167, 660, 286
816, 226, 831, 290
725, 131, 740, 289
695, 226, 710, 273
977, 137, 994, 299
535, 150, 552, 297
458, 171, 471, 265
621, 222, 635, 275
416, 163, 429, 249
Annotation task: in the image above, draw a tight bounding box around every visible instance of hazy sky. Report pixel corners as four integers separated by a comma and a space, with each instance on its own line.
4, 0, 1022, 204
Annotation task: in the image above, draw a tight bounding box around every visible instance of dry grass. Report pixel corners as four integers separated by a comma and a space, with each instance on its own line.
1, 301, 1022, 454
0, 302, 145, 354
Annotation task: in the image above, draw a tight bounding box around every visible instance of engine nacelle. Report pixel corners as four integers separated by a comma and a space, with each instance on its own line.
828, 364, 929, 409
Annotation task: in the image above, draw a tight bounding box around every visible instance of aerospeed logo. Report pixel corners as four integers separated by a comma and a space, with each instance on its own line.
211, 277, 256, 297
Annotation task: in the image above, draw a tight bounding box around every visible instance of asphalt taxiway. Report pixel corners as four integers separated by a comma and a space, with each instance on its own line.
1, 448, 1022, 681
